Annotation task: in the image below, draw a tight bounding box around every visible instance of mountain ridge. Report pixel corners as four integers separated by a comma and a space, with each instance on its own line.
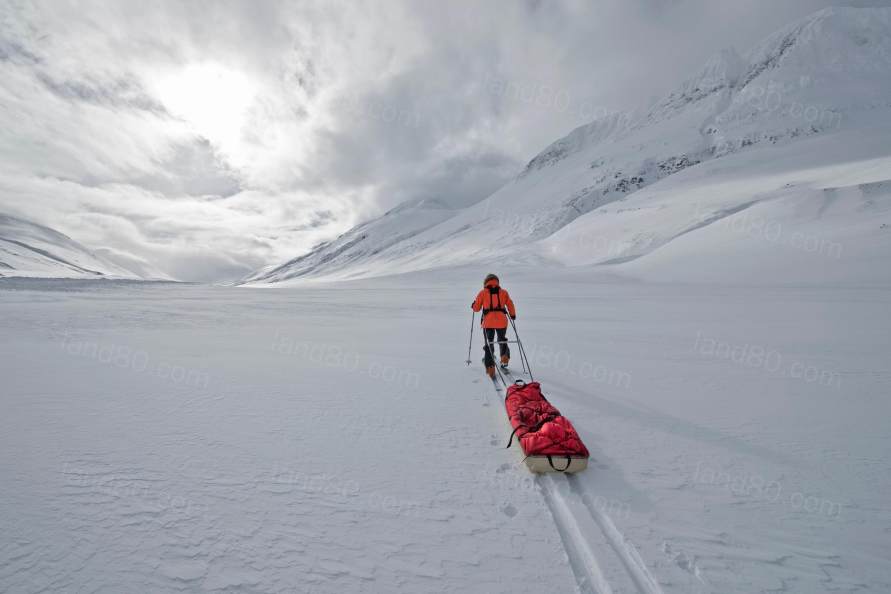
245, 6, 891, 285
0, 214, 148, 280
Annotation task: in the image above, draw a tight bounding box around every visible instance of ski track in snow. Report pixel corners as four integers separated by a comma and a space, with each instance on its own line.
496, 366, 661, 594
535, 473, 664, 594
567, 476, 664, 594
538, 475, 611, 594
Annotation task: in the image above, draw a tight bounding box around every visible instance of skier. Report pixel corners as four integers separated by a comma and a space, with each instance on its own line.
471, 273, 517, 378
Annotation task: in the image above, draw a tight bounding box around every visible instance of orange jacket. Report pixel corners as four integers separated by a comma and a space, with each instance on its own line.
472, 279, 516, 329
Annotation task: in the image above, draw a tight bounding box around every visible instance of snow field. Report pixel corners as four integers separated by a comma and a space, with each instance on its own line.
2, 269, 889, 593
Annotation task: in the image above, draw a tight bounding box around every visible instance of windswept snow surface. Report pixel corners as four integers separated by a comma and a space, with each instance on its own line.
2, 268, 890, 593
0, 215, 143, 280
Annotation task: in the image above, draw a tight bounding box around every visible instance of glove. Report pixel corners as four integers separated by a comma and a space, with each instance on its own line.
510, 314, 516, 320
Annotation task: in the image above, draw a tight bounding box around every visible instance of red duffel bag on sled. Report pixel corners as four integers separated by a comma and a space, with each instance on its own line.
504, 380, 589, 473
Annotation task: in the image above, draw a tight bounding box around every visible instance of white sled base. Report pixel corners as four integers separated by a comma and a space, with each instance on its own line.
524, 456, 588, 474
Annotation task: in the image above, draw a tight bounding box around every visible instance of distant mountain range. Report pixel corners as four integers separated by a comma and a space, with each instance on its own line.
243, 7, 891, 286
0, 214, 148, 280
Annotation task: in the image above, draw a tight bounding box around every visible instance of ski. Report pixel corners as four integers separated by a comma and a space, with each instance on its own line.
487, 364, 510, 392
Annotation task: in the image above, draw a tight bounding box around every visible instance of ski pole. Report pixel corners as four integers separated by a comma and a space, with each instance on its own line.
507, 314, 526, 376
465, 310, 475, 365
508, 314, 534, 382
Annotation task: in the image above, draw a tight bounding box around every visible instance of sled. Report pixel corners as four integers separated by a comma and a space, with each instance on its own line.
523, 455, 588, 474
504, 380, 590, 474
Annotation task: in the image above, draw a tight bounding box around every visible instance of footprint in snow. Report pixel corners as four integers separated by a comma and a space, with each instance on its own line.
501, 503, 518, 518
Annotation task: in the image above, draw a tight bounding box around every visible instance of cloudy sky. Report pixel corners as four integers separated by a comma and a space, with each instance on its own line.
0, 0, 884, 281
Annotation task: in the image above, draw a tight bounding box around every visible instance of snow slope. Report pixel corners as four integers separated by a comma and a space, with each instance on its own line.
543, 125, 891, 285
2, 270, 888, 593
246, 7, 891, 285
0, 214, 144, 280
243, 198, 461, 284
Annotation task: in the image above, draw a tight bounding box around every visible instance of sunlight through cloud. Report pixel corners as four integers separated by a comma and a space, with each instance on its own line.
154, 62, 256, 154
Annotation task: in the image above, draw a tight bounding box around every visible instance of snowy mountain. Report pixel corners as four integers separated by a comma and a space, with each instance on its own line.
243, 198, 461, 284
0, 214, 144, 280
246, 7, 891, 285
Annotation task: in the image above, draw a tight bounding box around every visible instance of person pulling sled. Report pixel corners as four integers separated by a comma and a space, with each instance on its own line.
471, 273, 517, 378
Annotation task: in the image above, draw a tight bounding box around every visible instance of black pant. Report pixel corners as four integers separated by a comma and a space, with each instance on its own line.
483, 328, 510, 367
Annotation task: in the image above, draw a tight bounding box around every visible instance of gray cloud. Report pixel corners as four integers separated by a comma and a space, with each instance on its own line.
1, 0, 882, 281
35, 71, 167, 114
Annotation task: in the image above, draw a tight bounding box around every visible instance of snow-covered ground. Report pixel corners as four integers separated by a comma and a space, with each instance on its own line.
2, 268, 889, 593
